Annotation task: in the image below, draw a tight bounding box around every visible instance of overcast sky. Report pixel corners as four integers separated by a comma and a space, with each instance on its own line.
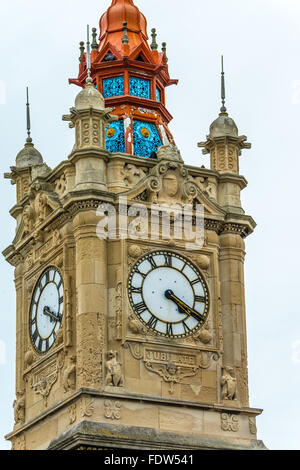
1, 0, 300, 450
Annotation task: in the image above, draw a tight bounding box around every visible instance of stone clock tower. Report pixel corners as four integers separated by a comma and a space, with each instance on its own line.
3, 0, 265, 450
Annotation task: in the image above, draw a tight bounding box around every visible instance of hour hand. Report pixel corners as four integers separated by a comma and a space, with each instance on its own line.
43, 306, 62, 323
165, 290, 204, 322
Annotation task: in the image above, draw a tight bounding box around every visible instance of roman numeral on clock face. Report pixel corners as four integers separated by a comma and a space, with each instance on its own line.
148, 256, 157, 269
166, 323, 173, 336
129, 286, 142, 294
195, 295, 206, 303
147, 315, 158, 329
164, 254, 172, 267
135, 269, 146, 279
191, 279, 201, 286
134, 301, 147, 315
182, 321, 191, 334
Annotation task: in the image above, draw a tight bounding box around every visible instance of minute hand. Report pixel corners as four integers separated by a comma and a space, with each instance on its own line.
165, 290, 204, 321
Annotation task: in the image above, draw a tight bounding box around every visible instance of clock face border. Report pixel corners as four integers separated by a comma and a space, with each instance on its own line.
29, 265, 64, 355
128, 250, 210, 339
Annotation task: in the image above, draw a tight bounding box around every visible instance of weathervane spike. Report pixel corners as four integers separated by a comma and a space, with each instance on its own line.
26, 87, 32, 143
86, 25, 93, 84
220, 55, 227, 113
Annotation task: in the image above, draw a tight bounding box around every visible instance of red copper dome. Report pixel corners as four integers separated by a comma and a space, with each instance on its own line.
99, 0, 148, 53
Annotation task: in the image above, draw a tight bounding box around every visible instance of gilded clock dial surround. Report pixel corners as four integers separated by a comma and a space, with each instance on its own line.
128, 250, 210, 338
29, 266, 64, 354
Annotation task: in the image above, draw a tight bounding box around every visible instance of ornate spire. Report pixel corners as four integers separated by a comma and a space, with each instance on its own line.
220, 55, 227, 113
15, 88, 43, 169
86, 25, 93, 84
26, 87, 32, 143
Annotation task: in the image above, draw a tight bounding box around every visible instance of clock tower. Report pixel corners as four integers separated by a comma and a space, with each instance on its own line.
3, 0, 265, 450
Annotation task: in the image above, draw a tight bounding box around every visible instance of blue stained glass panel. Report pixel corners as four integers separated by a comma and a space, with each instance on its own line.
133, 120, 162, 158
130, 77, 150, 99
105, 120, 125, 154
103, 76, 124, 98
156, 88, 160, 102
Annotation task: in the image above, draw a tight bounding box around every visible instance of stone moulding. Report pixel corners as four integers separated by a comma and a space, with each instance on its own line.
47, 421, 267, 451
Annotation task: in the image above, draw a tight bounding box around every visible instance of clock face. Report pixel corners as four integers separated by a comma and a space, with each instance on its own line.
128, 251, 210, 338
29, 267, 64, 354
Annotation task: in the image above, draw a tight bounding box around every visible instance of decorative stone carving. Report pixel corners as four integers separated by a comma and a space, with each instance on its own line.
128, 314, 147, 335
128, 244, 143, 260
221, 367, 237, 401
122, 164, 148, 187
193, 176, 213, 198
115, 282, 122, 341
195, 254, 210, 272
69, 404, 77, 425
23, 204, 35, 235
13, 391, 25, 426
104, 400, 121, 420
33, 373, 58, 407
124, 342, 219, 395
221, 413, 239, 432
81, 398, 95, 418
192, 325, 213, 345
249, 417, 257, 435
63, 356, 76, 393
105, 351, 124, 387
54, 173, 67, 198
24, 350, 35, 368
145, 360, 198, 395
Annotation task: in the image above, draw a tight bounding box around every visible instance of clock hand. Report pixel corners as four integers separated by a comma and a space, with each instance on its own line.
165, 290, 205, 322
43, 306, 62, 323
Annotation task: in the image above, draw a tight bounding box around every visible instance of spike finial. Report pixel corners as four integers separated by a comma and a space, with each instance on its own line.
220, 55, 227, 113
86, 25, 93, 84
26, 87, 32, 143
79, 41, 85, 63
91, 27, 98, 50
151, 28, 158, 51
122, 22, 129, 45
162, 42, 168, 63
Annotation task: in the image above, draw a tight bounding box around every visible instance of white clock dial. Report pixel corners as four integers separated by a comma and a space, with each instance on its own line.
29, 267, 64, 354
128, 251, 209, 338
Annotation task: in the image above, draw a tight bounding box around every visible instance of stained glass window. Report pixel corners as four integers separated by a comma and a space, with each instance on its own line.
105, 120, 125, 154
130, 77, 150, 99
103, 76, 124, 98
156, 88, 160, 102
133, 120, 162, 158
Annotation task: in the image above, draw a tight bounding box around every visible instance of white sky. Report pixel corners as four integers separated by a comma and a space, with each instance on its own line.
1, 0, 300, 450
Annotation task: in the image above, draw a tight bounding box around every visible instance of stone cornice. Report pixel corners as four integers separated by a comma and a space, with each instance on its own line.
5, 387, 264, 442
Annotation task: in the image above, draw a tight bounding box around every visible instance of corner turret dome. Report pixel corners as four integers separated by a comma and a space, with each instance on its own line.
16, 141, 43, 168
75, 81, 105, 110
209, 112, 238, 138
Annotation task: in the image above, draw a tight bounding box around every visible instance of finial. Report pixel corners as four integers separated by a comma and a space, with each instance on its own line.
91, 28, 98, 50
151, 28, 158, 51
162, 42, 168, 62
26, 87, 32, 143
86, 25, 93, 84
122, 22, 129, 45
79, 41, 85, 63
220, 55, 227, 113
